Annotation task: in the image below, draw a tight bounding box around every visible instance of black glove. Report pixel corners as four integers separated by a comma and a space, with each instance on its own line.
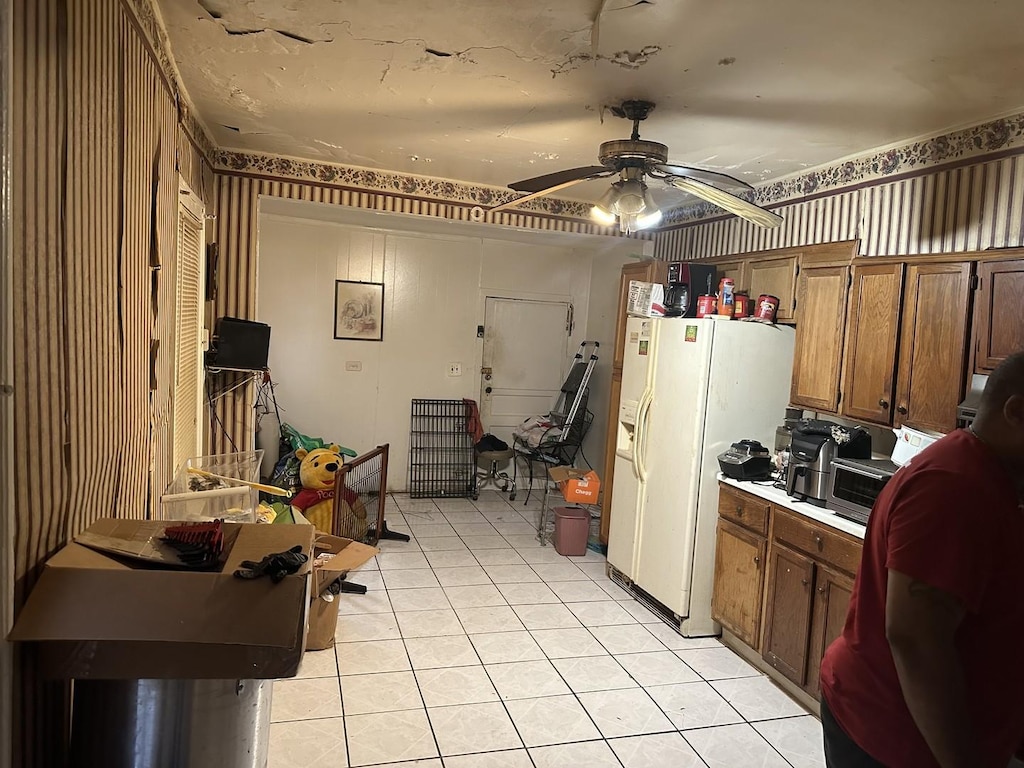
234, 545, 308, 583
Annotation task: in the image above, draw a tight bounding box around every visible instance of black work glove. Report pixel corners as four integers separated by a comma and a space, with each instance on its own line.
234, 545, 308, 583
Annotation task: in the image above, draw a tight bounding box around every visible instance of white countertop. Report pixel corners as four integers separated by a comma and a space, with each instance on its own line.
717, 473, 867, 540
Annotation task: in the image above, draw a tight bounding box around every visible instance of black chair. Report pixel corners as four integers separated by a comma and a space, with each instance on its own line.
512, 394, 594, 505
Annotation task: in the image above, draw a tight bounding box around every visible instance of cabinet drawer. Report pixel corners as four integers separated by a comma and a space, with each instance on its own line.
718, 485, 770, 535
771, 507, 861, 575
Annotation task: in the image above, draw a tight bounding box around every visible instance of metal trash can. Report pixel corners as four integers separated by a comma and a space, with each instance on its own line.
70, 679, 273, 768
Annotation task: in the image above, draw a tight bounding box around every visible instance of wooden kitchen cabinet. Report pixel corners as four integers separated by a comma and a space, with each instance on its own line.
840, 262, 904, 424
790, 265, 850, 412
762, 544, 815, 686
895, 262, 973, 433
602, 260, 667, 544
600, 369, 623, 544
748, 254, 799, 322
711, 518, 767, 649
805, 566, 854, 698
975, 258, 1024, 372
712, 259, 749, 294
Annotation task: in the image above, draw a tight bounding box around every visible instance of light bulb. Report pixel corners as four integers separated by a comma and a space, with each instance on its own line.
636, 208, 663, 229
590, 205, 617, 226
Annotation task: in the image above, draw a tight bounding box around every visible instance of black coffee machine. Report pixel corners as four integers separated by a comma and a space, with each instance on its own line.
665, 262, 718, 317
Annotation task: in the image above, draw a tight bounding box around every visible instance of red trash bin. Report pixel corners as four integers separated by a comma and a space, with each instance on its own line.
553, 506, 590, 556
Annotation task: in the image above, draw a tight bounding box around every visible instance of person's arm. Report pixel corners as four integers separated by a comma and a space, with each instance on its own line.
885, 569, 975, 768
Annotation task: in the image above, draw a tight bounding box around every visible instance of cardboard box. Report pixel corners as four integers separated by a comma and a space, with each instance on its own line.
626, 280, 666, 317
9, 518, 314, 679
306, 533, 379, 651
548, 466, 601, 504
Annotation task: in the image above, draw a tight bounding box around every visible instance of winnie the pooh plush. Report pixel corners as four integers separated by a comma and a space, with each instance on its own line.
290, 445, 367, 537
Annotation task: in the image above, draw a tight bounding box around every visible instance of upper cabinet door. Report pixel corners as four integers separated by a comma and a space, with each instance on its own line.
895, 262, 972, 433
748, 255, 799, 322
975, 259, 1024, 372
613, 261, 667, 370
714, 260, 750, 295
790, 265, 850, 412
840, 263, 904, 425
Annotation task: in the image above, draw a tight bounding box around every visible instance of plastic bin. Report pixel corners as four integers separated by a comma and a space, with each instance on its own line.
553, 506, 590, 556
160, 451, 264, 523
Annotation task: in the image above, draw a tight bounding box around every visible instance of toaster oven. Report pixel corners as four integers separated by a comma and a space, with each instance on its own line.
826, 457, 900, 525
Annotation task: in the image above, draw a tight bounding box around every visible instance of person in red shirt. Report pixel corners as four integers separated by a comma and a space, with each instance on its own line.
820, 351, 1024, 768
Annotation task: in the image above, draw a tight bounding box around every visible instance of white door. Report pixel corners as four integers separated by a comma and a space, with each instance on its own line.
480, 297, 571, 447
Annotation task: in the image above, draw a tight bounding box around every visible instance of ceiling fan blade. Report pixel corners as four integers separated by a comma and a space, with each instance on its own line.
664, 176, 783, 229
650, 163, 752, 192
490, 172, 614, 214
509, 166, 611, 193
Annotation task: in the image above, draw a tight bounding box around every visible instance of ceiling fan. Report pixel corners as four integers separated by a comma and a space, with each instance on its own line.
489, 100, 783, 233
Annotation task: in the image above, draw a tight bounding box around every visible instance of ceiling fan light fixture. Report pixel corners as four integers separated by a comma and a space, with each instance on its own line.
615, 179, 647, 216
635, 208, 663, 229
590, 205, 617, 226
590, 186, 619, 226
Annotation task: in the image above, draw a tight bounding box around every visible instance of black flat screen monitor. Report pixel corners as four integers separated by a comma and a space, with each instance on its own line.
210, 317, 271, 370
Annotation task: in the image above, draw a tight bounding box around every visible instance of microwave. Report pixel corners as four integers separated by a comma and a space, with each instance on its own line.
826, 457, 900, 525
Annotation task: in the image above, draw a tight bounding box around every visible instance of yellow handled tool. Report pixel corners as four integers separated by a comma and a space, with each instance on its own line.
187, 467, 290, 497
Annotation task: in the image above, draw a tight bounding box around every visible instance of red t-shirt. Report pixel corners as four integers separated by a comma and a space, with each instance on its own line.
821, 429, 1024, 768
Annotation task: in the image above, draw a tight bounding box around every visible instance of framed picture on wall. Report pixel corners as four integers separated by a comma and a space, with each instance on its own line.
334, 280, 385, 341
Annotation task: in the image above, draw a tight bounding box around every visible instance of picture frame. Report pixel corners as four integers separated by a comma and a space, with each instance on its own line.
334, 280, 385, 341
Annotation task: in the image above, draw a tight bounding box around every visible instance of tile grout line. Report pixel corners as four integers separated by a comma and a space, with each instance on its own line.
379, 493, 810, 766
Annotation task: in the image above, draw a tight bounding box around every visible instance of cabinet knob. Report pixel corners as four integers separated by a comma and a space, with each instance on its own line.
818, 586, 826, 594
801, 578, 809, 587
814, 534, 823, 548
753, 556, 760, 565
897, 405, 908, 415
735, 506, 744, 517
878, 399, 889, 409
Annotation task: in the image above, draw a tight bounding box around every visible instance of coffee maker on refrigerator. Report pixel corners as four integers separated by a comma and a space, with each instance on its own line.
664, 262, 718, 317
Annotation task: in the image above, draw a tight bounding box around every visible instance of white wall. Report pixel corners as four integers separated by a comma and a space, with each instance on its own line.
256, 199, 643, 491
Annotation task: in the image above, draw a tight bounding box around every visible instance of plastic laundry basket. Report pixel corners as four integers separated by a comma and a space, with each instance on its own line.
553, 506, 590, 556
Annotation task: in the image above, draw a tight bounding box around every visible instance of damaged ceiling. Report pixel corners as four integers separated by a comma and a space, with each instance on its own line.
158, 0, 1024, 200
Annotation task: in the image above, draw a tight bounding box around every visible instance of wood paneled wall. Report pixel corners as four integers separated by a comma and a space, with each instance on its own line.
10, 0, 212, 763
654, 152, 1024, 260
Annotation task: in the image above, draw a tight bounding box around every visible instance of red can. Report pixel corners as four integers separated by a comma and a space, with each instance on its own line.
696, 295, 717, 318
754, 294, 780, 322
734, 293, 749, 319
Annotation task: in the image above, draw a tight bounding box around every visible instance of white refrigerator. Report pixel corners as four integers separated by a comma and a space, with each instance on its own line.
607, 317, 795, 636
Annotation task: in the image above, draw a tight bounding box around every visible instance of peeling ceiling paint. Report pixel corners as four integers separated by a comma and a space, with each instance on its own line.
158, 0, 1024, 202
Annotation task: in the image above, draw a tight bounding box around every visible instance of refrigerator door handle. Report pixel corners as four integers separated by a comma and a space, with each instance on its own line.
635, 389, 653, 483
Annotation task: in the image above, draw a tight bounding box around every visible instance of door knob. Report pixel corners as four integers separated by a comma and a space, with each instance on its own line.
897, 405, 908, 415
485, 386, 493, 394
878, 399, 889, 409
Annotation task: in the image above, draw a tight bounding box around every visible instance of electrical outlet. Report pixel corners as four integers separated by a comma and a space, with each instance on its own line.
447, 362, 462, 377
345, 361, 362, 372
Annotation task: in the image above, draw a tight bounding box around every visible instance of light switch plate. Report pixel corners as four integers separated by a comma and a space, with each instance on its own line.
447, 362, 462, 377
345, 361, 362, 372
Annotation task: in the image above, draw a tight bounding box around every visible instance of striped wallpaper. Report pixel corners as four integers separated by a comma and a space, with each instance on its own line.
10, 0, 211, 763
654, 152, 1024, 260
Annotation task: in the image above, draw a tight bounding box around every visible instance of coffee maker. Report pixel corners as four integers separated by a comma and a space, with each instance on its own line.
665, 262, 718, 318
786, 419, 871, 506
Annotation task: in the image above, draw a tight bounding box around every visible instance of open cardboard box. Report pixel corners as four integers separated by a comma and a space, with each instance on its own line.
9, 518, 315, 679
306, 532, 379, 650
548, 466, 601, 504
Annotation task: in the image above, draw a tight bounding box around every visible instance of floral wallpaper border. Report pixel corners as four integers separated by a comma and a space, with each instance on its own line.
214, 149, 595, 219
662, 111, 1024, 226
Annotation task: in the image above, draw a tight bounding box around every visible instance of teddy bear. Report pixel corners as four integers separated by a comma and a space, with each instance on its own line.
289, 445, 367, 537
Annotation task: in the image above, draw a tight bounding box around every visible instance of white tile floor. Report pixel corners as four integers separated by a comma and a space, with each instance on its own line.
270, 491, 826, 768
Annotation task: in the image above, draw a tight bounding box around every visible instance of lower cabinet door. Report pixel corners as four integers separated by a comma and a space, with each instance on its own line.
805, 566, 854, 697
711, 519, 767, 649
762, 545, 815, 686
